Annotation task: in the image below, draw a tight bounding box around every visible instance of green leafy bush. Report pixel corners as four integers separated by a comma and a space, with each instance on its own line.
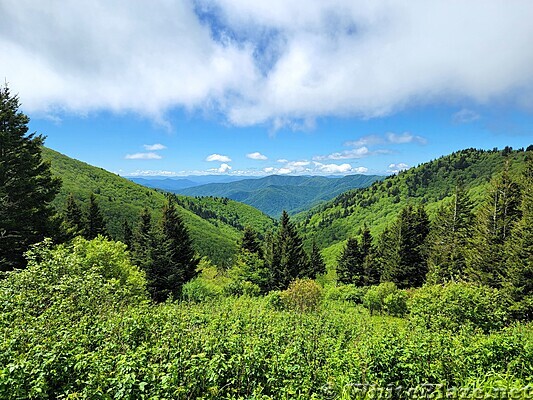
182, 278, 222, 302
325, 284, 368, 304
363, 282, 405, 315
280, 279, 323, 312
408, 282, 511, 332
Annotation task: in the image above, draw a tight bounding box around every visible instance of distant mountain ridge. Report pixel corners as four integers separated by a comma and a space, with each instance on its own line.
146, 174, 383, 217
41, 148, 274, 267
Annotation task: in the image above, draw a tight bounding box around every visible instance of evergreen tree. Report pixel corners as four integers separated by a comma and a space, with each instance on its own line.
336, 237, 362, 285
150, 200, 199, 302
131, 208, 154, 273
380, 205, 430, 288
360, 224, 379, 285
505, 152, 533, 318
269, 211, 309, 289
308, 240, 326, 279
61, 193, 85, 239
0, 85, 61, 270
466, 163, 521, 287
240, 226, 263, 258
122, 219, 133, 249
86, 193, 108, 239
427, 185, 473, 283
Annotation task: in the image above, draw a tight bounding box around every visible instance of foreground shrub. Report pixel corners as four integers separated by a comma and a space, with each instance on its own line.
280, 278, 323, 312
0, 236, 147, 321
363, 282, 406, 316
325, 284, 368, 304
409, 282, 511, 332
182, 278, 222, 302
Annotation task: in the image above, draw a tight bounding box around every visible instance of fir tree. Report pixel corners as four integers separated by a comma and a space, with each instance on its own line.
122, 219, 133, 249
0, 85, 61, 270
380, 205, 429, 288
467, 162, 521, 287
336, 237, 362, 285
86, 193, 108, 239
308, 240, 326, 279
61, 193, 85, 239
270, 211, 309, 289
427, 185, 473, 283
240, 226, 263, 257
131, 208, 154, 273
360, 224, 379, 285
150, 200, 199, 302
505, 152, 533, 318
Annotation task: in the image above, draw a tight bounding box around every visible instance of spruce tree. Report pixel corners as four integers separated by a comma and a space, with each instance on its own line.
131, 208, 154, 273
0, 85, 61, 270
240, 226, 263, 257
86, 193, 108, 239
505, 152, 533, 318
427, 185, 473, 283
360, 224, 379, 285
61, 193, 85, 239
308, 240, 326, 279
336, 237, 362, 285
270, 211, 309, 289
150, 200, 199, 302
122, 219, 133, 249
380, 205, 429, 288
467, 163, 521, 287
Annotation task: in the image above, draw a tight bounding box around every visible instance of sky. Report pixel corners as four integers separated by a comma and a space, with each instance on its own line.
1, 0, 532, 177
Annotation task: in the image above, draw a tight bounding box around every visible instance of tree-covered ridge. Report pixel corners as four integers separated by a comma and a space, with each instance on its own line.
41, 147, 273, 267
172, 174, 383, 217
297, 147, 530, 256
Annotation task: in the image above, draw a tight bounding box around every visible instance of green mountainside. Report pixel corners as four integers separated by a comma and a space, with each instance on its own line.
297, 147, 531, 266
172, 174, 382, 217
42, 148, 274, 267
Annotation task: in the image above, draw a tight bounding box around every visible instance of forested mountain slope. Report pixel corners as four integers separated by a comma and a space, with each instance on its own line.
173, 174, 382, 217
297, 147, 531, 264
42, 148, 274, 266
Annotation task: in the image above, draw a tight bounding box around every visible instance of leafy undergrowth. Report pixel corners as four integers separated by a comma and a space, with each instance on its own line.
1, 238, 531, 399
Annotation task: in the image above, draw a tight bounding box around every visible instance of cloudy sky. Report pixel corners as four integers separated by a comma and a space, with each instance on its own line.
1, 0, 532, 176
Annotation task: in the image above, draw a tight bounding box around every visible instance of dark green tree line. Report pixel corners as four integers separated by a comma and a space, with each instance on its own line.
0, 85, 61, 270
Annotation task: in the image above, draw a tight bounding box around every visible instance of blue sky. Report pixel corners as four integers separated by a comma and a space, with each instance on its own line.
2, 1, 533, 176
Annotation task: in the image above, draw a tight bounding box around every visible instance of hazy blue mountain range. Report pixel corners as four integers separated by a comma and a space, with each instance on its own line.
159, 174, 383, 217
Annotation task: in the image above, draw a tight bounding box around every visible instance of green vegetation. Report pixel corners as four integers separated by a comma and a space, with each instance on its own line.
1, 238, 531, 398
174, 174, 382, 217
42, 147, 274, 267
297, 147, 531, 270
2, 89, 533, 398
0, 85, 60, 270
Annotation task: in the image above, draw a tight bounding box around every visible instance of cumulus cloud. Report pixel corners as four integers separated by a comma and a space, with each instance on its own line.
388, 163, 409, 173
313, 162, 353, 174
216, 163, 232, 173
206, 153, 232, 162
2, 1, 533, 125
143, 143, 167, 151
125, 152, 162, 160
452, 108, 481, 124
246, 151, 268, 160
262, 159, 367, 175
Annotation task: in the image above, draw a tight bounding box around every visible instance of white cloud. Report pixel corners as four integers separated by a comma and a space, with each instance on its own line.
2, 1, 532, 126
263, 167, 275, 173
216, 163, 232, 173
313, 146, 372, 161
452, 108, 481, 124
345, 135, 384, 147
125, 152, 162, 160
206, 153, 232, 162
126, 170, 179, 176
143, 143, 166, 151
313, 162, 353, 174
277, 159, 288, 163
386, 132, 427, 145
388, 163, 410, 173
246, 151, 268, 160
